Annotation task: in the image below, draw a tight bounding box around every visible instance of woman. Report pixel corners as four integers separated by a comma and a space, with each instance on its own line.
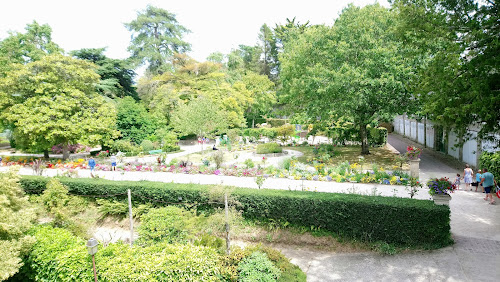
463, 164, 473, 191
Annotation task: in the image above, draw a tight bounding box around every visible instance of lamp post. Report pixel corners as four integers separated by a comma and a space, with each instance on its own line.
86, 238, 98, 282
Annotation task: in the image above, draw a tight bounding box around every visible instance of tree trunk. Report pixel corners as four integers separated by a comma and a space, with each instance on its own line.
360, 123, 370, 155
62, 143, 70, 160
252, 118, 255, 128
43, 149, 49, 159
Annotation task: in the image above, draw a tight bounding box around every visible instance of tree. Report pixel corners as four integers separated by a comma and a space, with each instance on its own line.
242, 73, 276, 128
280, 4, 412, 154
393, 0, 500, 139
0, 170, 36, 280
116, 96, 159, 144
125, 5, 191, 75
71, 48, 138, 99
0, 54, 119, 159
171, 97, 229, 141
0, 21, 62, 76
258, 24, 279, 80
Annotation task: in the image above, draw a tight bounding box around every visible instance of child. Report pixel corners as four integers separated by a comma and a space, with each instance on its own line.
476, 169, 483, 192
88, 157, 96, 177
454, 173, 461, 190
110, 154, 117, 171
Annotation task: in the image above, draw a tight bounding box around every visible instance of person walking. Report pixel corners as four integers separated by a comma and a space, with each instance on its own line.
454, 174, 461, 190
475, 169, 483, 192
110, 154, 117, 171
463, 164, 473, 191
479, 168, 497, 205
88, 157, 96, 177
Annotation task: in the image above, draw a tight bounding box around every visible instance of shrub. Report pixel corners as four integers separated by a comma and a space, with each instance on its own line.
277, 124, 295, 143
479, 151, 500, 179
163, 144, 180, 152
237, 251, 281, 282
244, 158, 255, 169
20, 176, 452, 248
256, 143, 282, 154
140, 139, 155, 152
111, 139, 137, 153
212, 150, 224, 169
21, 225, 222, 281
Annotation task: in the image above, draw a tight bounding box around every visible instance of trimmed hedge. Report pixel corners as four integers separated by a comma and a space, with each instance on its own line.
256, 143, 283, 154
20, 176, 452, 248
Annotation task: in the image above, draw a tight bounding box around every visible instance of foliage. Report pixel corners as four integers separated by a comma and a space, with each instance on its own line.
212, 150, 225, 169
111, 139, 141, 155
479, 152, 500, 179
406, 146, 422, 160
116, 96, 158, 145
140, 139, 155, 152
244, 159, 255, 169
276, 124, 295, 143
171, 97, 229, 139
237, 251, 281, 282
71, 48, 138, 99
0, 54, 119, 159
137, 206, 198, 245
20, 176, 452, 248
40, 179, 70, 224
405, 178, 422, 199
0, 170, 36, 280
20, 225, 222, 281
280, 4, 413, 154
256, 143, 282, 154
426, 177, 456, 196
125, 5, 191, 74
255, 176, 265, 189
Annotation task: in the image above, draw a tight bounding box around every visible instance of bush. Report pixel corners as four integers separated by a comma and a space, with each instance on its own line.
111, 140, 139, 154
21, 225, 222, 281
237, 251, 281, 282
140, 140, 155, 152
20, 176, 452, 248
368, 126, 388, 147
244, 159, 255, 169
212, 150, 224, 169
256, 143, 282, 154
162, 144, 180, 152
479, 151, 500, 179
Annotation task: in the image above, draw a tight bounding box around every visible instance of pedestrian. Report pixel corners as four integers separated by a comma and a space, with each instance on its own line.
479, 168, 497, 205
198, 136, 202, 145
0, 156, 2, 166
463, 164, 473, 191
110, 154, 117, 171
454, 173, 461, 190
475, 169, 483, 192
88, 156, 96, 177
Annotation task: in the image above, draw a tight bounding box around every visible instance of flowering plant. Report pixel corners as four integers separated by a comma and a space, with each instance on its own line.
406, 146, 422, 160
427, 177, 456, 195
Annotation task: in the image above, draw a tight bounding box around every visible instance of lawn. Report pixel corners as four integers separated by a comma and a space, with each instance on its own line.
285, 145, 408, 170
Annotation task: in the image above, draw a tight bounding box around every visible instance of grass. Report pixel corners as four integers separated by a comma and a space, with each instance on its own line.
285, 145, 408, 170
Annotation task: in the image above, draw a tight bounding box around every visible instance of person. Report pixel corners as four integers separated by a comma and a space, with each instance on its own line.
212, 144, 218, 150
110, 154, 117, 171
475, 169, 483, 192
0, 156, 2, 166
198, 136, 202, 145
88, 157, 96, 177
463, 164, 473, 191
454, 174, 461, 190
479, 168, 497, 205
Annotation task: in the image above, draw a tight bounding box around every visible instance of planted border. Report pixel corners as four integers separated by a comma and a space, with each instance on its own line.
20, 176, 452, 248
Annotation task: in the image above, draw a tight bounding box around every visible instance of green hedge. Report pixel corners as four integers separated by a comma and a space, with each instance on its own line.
479, 151, 500, 178
19, 225, 221, 281
19, 176, 452, 248
256, 143, 283, 154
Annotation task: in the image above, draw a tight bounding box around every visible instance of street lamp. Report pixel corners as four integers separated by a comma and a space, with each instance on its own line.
86, 238, 98, 282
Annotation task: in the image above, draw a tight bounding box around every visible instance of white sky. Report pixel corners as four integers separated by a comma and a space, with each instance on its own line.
0, 0, 389, 63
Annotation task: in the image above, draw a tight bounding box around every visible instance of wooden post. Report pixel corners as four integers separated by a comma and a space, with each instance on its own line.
128, 189, 134, 246
423, 118, 427, 148
224, 192, 230, 255
92, 255, 97, 282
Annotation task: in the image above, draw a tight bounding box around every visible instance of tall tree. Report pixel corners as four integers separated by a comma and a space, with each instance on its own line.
258, 24, 278, 80
116, 96, 159, 144
0, 54, 118, 159
125, 5, 191, 75
393, 0, 500, 139
280, 4, 412, 154
71, 48, 138, 99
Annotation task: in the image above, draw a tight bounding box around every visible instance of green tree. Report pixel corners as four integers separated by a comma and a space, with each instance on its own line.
116, 96, 159, 144
171, 97, 229, 141
0, 54, 119, 159
393, 0, 500, 139
258, 24, 279, 80
242, 73, 276, 128
0, 170, 36, 280
71, 48, 138, 99
280, 4, 412, 154
125, 5, 191, 75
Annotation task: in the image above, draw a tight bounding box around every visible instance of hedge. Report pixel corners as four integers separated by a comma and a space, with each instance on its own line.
256, 142, 283, 154
18, 225, 221, 282
20, 176, 452, 248
479, 151, 500, 178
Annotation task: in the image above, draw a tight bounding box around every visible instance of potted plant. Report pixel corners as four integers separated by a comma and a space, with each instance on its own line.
406, 146, 422, 178
427, 177, 456, 205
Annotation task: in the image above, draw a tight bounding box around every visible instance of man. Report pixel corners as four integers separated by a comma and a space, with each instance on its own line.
110, 154, 117, 171
88, 157, 96, 177
479, 168, 498, 205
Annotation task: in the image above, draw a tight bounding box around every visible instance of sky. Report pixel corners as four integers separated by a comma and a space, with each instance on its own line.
0, 0, 389, 63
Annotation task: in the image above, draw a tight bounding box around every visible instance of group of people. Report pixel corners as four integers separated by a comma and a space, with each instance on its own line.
455, 164, 497, 205
87, 155, 117, 177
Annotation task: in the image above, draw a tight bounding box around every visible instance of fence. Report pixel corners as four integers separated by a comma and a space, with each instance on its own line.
393, 115, 499, 168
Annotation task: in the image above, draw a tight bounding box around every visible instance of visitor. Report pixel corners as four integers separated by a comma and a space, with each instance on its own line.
454, 174, 461, 190
213, 144, 218, 150
88, 157, 96, 177
479, 168, 497, 205
463, 164, 473, 191
110, 154, 117, 171
198, 136, 202, 145
475, 169, 483, 192
0, 156, 2, 166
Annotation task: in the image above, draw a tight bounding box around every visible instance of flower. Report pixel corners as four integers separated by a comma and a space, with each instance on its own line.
406, 146, 422, 160
427, 177, 456, 195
